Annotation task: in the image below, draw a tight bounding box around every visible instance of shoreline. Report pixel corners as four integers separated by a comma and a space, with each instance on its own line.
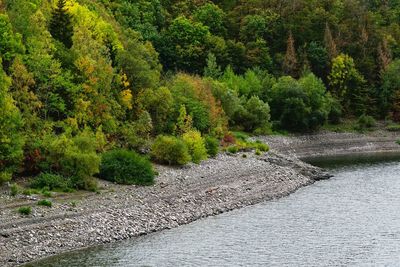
1, 131, 399, 266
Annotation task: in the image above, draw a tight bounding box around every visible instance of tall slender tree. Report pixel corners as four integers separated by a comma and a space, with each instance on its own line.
283, 31, 298, 78
378, 38, 392, 75
49, 0, 73, 48
324, 23, 337, 60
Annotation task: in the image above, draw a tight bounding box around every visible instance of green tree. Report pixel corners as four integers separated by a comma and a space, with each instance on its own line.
0, 14, 24, 68
380, 60, 400, 121
0, 62, 24, 183
204, 53, 222, 79
49, 0, 74, 48
328, 54, 366, 115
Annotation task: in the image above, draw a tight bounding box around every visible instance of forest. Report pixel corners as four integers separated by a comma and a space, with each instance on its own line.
1, 0, 400, 190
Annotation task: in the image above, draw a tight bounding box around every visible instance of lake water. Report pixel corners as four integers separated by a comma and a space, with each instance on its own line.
29, 154, 400, 267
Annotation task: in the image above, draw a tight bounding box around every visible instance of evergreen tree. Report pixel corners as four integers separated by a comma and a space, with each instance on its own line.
283, 31, 298, 78
324, 23, 337, 61
204, 53, 222, 79
49, 0, 73, 48
378, 38, 392, 75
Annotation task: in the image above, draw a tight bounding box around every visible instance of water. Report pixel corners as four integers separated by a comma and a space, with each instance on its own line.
30, 154, 400, 267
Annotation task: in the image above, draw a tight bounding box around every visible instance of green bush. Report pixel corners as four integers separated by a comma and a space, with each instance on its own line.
182, 130, 208, 164
270, 74, 330, 132
151, 135, 191, 165
30, 173, 69, 191
100, 149, 155, 185
40, 133, 100, 190
18, 206, 31, 215
252, 141, 270, 152
10, 183, 19, 196
227, 146, 239, 154
37, 199, 52, 207
204, 136, 219, 157
357, 114, 376, 131
386, 124, 400, 132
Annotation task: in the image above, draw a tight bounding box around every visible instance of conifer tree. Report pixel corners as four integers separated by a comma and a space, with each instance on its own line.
324, 23, 337, 60
283, 31, 298, 78
378, 38, 392, 75
204, 53, 222, 79
49, 0, 73, 48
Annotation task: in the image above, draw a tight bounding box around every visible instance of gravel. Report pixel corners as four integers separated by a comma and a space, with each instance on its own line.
3, 130, 398, 266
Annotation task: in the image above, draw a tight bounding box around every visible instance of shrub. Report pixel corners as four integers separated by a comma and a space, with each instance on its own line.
255, 149, 262, 155
386, 124, 400, 132
30, 173, 69, 191
10, 183, 19, 196
357, 114, 376, 131
227, 146, 239, 154
40, 133, 100, 190
151, 135, 191, 165
100, 149, 155, 185
204, 136, 219, 157
221, 132, 236, 147
252, 141, 269, 152
18, 206, 31, 215
0, 171, 12, 184
37, 199, 52, 207
182, 130, 208, 164
270, 74, 330, 132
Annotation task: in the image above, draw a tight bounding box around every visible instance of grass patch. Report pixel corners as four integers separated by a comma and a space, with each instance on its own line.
18, 206, 32, 215
37, 199, 52, 207
387, 124, 400, 132
10, 183, 20, 196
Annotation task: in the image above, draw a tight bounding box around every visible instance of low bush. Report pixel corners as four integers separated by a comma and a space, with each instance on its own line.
387, 124, 400, 132
151, 135, 191, 165
40, 133, 100, 190
0, 171, 12, 184
10, 183, 19, 196
37, 199, 52, 207
30, 173, 70, 191
18, 206, 31, 215
100, 149, 155, 185
357, 114, 376, 131
182, 130, 208, 164
204, 136, 219, 157
227, 146, 239, 154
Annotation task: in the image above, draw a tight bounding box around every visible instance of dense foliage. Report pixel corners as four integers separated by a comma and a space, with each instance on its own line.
100, 149, 155, 185
1, 0, 400, 185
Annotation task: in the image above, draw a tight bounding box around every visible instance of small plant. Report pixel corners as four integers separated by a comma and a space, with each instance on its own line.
396, 140, 400, 145
204, 136, 219, 157
10, 183, 19, 196
22, 188, 40, 196
255, 149, 262, 156
37, 199, 52, 207
18, 206, 32, 215
42, 190, 52, 197
253, 141, 269, 152
242, 154, 247, 158
221, 132, 236, 147
100, 149, 155, 185
227, 146, 239, 154
151, 135, 191, 165
70, 201, 78, 207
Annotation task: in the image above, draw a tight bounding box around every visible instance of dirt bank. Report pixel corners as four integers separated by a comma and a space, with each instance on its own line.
257, 130, 400, 159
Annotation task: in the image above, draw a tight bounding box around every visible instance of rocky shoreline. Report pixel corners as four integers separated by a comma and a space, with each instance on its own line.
0, 131, 399, 266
